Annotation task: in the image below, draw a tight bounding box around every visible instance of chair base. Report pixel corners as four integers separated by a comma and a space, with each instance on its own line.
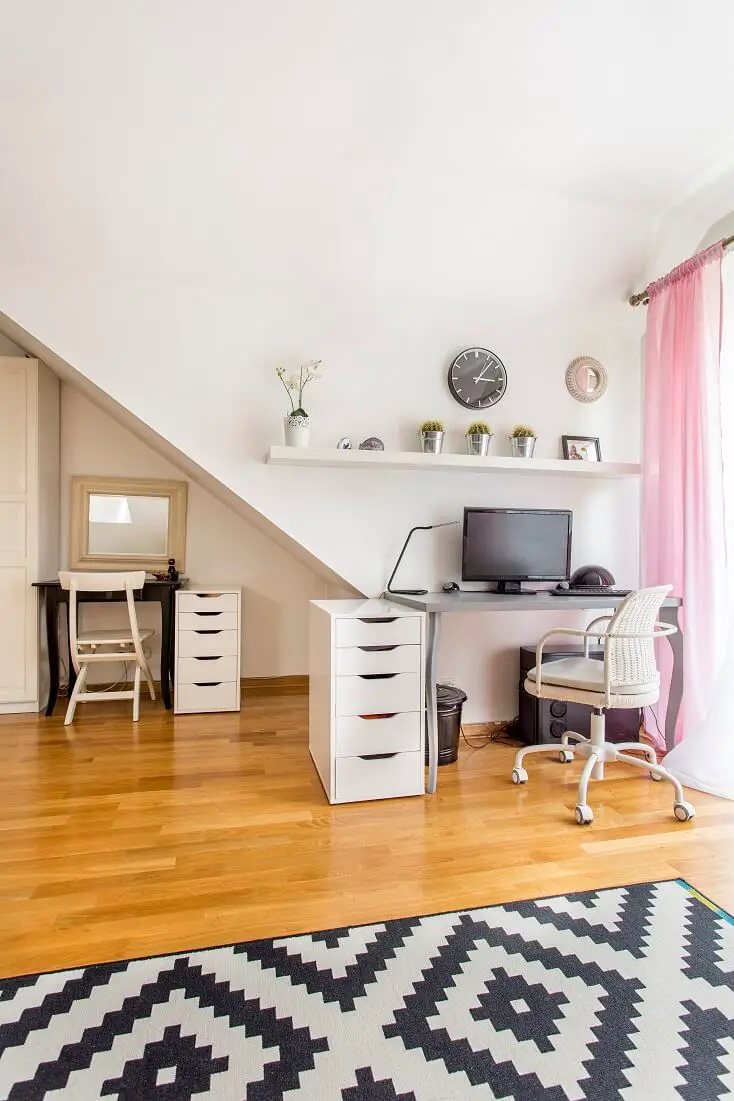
64, 659, 156, 725
511, 713, 695, 825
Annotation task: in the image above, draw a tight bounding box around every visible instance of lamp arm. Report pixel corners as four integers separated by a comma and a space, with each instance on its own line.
386, 525, 433, 596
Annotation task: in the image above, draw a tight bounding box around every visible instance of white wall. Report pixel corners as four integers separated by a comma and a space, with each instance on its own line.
60, 383, 339, 682
5, 0, 705, 719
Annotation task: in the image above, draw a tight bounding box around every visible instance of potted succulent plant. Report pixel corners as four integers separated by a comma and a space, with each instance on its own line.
510, 423, 537, 458
419, 419, 445, 454
465, 420, 493, 457
276, 360, 322, 448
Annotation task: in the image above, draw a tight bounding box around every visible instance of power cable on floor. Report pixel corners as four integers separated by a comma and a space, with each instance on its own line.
461, 717, 522, 749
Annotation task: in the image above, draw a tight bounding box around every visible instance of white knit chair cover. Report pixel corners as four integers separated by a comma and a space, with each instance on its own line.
604, 585, 670, 693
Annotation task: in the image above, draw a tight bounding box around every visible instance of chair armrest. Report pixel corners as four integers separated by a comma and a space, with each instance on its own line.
584, 615, 613, 657
530, 621, 677, 696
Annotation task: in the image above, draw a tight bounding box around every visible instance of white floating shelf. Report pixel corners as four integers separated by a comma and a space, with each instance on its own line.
267, 446, 640, 479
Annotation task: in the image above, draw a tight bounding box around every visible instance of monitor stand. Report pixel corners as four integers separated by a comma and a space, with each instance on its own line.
493, 581, 538, 595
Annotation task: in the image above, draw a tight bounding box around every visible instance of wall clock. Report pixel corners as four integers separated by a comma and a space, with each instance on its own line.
447, 347, 507, 410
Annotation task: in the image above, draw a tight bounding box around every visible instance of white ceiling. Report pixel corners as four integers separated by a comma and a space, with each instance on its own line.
2, 0, 734, 283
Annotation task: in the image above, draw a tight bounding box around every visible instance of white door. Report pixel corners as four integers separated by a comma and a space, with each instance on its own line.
0, 359, 37, 706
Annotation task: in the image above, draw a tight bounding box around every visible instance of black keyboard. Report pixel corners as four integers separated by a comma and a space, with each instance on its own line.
552, 586, 631, 598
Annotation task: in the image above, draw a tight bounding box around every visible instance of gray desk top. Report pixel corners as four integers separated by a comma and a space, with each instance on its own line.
385, 591, 682, 613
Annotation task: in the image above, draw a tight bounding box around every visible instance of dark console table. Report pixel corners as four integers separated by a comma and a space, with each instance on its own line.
33, 578, 184, 716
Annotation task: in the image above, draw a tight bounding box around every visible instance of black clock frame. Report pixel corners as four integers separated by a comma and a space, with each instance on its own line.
447, 347, 508, 411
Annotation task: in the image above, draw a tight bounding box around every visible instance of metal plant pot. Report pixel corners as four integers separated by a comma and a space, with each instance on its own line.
466, 433, 492, 457
510, 435, 536, 458
420, 431, 444, 454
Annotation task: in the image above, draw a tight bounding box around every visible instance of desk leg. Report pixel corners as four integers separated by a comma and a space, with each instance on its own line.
425, 611, 441, 794
66, 602, 77, 698
160, 592, 173, 710
660, 605, 683, 751
44, 589, 59, 717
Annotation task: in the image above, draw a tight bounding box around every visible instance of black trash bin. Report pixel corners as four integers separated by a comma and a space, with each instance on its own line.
425, 683, 467, 766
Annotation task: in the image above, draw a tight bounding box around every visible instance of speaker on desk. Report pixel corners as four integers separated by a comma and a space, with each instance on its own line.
518, 644, 641, 746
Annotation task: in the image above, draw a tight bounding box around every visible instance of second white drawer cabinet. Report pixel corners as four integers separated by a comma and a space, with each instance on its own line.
309, 599, 425, 804
175, 587, 241, 713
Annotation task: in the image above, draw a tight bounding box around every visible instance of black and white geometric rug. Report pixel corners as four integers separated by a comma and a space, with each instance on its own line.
1, 879, 732, 1099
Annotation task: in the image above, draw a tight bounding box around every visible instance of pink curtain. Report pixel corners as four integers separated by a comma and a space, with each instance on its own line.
642, 242, 726, 750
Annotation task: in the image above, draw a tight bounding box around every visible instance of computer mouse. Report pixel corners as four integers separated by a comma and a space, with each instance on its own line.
557, 581, 570, 590
442, 581, 460, 593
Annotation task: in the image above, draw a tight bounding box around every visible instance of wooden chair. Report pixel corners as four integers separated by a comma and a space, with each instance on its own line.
58, 571, 156, 724
512, 585, 695, 825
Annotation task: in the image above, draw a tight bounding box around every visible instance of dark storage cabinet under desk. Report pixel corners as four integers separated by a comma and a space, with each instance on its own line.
518, 644, 641, 746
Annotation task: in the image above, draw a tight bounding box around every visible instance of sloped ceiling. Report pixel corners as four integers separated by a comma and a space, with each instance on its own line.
2, 1, 734, 594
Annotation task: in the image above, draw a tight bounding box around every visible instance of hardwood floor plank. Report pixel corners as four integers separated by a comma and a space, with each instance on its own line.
0, 695, 730, 978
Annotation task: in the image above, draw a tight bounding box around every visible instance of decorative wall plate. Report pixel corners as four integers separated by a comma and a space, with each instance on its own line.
565, 356, 607, 403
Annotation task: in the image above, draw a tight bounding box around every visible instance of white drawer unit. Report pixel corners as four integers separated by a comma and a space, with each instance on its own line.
334, 644, 421, 677
175, 587, 241, 714
334, 672, 421, 717
177, 630, 239, 658
178, 610, 239, 633
309, 599, 425, 804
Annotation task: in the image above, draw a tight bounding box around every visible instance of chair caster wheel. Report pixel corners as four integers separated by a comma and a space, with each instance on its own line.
511, 767, 528, 785
575, 804, 593, 825
674, 801, 695, 822
559, 749, 574, 764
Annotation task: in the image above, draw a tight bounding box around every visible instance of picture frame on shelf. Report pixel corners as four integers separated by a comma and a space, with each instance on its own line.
561, 435, 602, 462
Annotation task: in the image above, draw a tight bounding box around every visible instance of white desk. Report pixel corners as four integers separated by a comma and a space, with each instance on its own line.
386, 591, 683, 794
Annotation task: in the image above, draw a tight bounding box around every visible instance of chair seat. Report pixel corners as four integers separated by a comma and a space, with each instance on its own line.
78, 628, 154, 646
525, 656, 660, 708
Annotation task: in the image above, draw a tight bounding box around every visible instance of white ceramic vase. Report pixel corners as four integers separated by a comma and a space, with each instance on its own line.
284, 414, 310, 448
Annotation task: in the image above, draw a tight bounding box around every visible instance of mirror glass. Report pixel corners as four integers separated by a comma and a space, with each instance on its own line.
575, 364, 601, 394
87, 494, 170, 557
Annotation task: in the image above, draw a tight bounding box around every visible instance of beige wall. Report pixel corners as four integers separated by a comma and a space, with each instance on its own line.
60, 383, 335, 681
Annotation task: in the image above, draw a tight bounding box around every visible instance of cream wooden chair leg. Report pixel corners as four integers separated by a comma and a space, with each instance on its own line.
132, 664, 142, 722
142, 657, 156, 702
64, 665, 88, 726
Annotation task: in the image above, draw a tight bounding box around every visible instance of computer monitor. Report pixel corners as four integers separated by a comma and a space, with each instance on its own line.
462, 508, 572, 594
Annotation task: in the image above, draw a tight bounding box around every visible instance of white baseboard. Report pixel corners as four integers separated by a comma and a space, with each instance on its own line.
0, 700, 40, 714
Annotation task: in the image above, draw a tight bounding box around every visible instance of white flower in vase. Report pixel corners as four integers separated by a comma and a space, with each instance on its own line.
276, 360, 323, 447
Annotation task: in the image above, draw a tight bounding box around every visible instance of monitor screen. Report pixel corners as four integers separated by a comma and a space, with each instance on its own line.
462, 508, 572, 582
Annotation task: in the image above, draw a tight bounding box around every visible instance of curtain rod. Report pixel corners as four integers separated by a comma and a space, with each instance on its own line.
629, 235, 734, 306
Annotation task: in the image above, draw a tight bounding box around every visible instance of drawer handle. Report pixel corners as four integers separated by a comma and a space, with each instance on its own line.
358, 713, 397, 720
358, 673, 397, 680
193, 630, 222, 635
358, 753, 398, 761
192, 611, 224, 618
194, 593, 224, 599
358, 645, 398, 652
193, 682, 222, 687
358, 617, 397, 624
193, 656, 220, 661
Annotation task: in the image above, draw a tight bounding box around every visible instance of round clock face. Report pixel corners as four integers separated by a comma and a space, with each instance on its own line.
447, 347, 507, 410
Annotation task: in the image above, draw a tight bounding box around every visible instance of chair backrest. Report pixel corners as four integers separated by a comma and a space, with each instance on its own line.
58, 571, 147, 671
58, 571, 146, 593
605, 585, 672, 690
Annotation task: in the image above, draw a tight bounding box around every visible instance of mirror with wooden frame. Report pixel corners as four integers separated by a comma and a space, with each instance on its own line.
70, 477, 188, 572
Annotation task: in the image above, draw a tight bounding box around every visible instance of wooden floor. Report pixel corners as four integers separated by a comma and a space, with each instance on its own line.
0, 694, 732, 979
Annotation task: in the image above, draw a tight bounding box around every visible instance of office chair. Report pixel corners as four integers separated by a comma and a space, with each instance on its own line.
511, 585, 695, 825
59, 571, 156, 724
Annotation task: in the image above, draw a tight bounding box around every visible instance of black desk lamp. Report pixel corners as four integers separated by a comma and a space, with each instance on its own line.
386, 521, 460, 596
